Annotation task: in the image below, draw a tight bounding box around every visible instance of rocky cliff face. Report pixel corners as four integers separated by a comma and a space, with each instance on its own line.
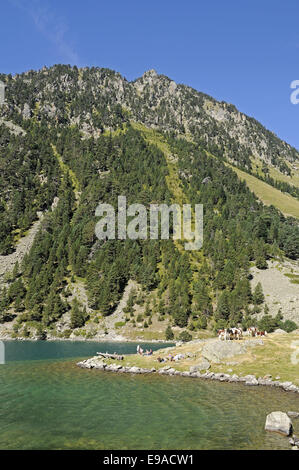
1, 65, 298, 171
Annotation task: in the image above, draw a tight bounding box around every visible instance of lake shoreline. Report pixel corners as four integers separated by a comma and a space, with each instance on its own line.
2, 339, 299, 450
77, 354, 299, 396
77, 331, 299, 396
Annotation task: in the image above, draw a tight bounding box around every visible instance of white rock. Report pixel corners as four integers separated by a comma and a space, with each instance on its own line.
265, 412, 293, 436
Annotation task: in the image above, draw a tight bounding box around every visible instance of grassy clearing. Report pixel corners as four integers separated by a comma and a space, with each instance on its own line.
251, 157, 299, 189
131, 121, 204, 274
284, 273, 299, 279
227, 164, 299, 218
105, 332, 299, 385
51, 144, 81, 202
284, 273, 299, 284
212, 333, 299, 385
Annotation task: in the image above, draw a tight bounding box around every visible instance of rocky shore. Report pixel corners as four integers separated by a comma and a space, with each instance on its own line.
77, 355, 299, 394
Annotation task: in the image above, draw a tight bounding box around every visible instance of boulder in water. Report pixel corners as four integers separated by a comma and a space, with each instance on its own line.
265, 411, 293, 436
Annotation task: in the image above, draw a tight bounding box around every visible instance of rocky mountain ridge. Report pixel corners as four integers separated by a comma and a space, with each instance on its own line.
1, 65, 298, 172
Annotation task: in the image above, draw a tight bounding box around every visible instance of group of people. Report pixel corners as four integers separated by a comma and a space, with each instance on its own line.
136, 345, 153, 356
136, 345, 185, 362
157, 353, 185, 363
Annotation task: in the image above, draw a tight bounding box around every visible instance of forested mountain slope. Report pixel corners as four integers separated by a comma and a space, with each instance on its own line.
0, 65, 298, 340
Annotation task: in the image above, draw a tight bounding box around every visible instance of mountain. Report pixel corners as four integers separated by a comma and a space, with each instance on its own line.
2, 66, 299, 169
0, 65, 298, 341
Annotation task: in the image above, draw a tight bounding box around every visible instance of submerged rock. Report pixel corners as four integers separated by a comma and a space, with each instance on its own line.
265, 412, 293, 436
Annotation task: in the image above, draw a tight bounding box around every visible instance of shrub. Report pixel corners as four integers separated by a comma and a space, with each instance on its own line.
62, 329, 72, 338
165, 325, 174, 340
256, 257, 268, 270
178, 330, 192, 342
280, 320, 298, 333
114, 321, 126, 329
197, 315, 207, 329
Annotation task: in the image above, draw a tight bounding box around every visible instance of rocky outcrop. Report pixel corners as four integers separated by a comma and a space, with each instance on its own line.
251, 260, 299, 324
190, 358, 211, 372
2, 66, 299, 171
265, 412, 293, 436
104, 279, 140, 334
0, 215, 43, 284
0, 118, 26, 136
201, 338, 264, 363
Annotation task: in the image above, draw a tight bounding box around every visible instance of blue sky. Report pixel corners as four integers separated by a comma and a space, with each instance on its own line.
1, 0, 299, 149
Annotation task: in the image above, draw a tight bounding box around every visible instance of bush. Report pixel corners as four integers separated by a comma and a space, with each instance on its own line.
22, 326, 30, 338
165, 325, 174, 340
214, 319, 228, 333
114, 321, 126, 329
197, 315, 207, 329
257, 313, 282, 333
280, 320, 298, 333
62, 329, 72, 338
36, 325, 47, 340
178, 330, 192, 342
256, 257, 268, 270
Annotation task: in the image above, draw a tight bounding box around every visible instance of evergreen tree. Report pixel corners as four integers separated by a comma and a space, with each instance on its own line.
253, 282, 264, 305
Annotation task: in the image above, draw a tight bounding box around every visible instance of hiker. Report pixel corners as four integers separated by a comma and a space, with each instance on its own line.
157, 356, 165, 363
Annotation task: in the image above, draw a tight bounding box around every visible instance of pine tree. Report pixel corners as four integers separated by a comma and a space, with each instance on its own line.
253, 282, 264, 305
165, 325, 174, 340
216, 290, 231, 320
70, 299, 86, 329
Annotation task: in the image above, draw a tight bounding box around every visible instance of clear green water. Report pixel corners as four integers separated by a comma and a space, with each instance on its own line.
0, 340, 298, 450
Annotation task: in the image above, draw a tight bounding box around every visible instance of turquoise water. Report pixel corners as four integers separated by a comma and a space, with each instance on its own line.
0, 340, 298, 450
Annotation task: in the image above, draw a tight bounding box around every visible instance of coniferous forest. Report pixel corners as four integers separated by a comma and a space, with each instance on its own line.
0, 66, 298, 340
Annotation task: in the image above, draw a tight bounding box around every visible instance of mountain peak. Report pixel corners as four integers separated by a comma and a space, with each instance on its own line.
142, 69, 158, 78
